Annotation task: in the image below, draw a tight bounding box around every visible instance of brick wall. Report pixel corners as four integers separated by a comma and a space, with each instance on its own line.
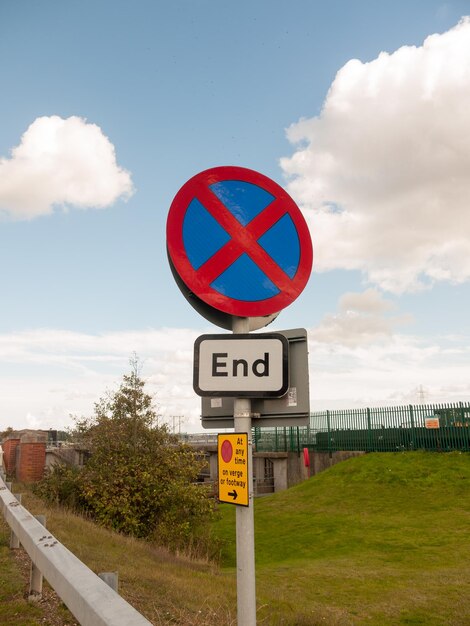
16, 442, 46, 482
2, 438, 20, 476
1, 431, 47, 482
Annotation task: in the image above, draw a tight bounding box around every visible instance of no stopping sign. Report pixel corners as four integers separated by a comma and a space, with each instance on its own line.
167, 166, 313, 318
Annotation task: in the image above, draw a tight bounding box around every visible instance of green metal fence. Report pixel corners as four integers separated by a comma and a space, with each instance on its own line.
253, 402, 470, 453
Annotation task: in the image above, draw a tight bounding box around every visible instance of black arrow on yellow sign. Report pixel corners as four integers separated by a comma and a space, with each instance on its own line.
228, 489, 238, 500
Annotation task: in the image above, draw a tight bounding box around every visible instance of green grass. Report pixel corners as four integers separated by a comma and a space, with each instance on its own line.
213, 451, 470, 625
2, 451, 469, 625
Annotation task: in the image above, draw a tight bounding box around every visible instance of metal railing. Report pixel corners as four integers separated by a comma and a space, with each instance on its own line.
253, 402, 470, 453
179, 433, 218, 446
0, 474, 152, 626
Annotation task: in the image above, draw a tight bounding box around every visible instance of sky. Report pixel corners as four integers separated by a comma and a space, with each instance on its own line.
1, 0, 470, 434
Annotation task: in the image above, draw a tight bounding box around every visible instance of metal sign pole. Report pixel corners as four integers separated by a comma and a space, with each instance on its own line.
233, 316, 256, 626
168, 166, 312, 625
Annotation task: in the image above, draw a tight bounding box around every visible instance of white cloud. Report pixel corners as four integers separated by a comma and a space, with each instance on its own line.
0, 327, 201, 433
0, 115, 133, 219
310, 288, 411, 347
307, 289, 470, 408
281, 18, 470, 293
308, 330, 470, 409
339, 288, 393, 314
308, 328, 470, 410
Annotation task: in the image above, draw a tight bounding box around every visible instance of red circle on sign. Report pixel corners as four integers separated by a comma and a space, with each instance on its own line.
221, 439, 233, 464
166, 166, 313, 318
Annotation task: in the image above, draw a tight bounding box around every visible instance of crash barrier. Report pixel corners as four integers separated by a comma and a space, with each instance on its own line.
0, 475, 152, 626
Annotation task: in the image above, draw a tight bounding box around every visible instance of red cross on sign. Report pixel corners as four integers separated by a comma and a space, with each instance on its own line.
166, 166, 313, 318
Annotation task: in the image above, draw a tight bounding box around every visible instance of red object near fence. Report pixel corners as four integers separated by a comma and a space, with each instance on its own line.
303, 447, 310, 467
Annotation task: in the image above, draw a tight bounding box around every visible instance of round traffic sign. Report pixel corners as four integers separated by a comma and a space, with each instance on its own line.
220, 439, 233, 463
167, 166, 313, 318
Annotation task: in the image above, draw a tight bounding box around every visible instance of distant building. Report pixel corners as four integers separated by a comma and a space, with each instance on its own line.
1, 429, 48, 482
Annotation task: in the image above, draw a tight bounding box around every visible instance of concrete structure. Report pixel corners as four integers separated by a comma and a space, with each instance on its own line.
45, 445, 89, 470
184, 434, 366, 495
252, 450, 365, 494
1, 429, 88, 482
1, 428, 366, 490
310, 449, 366, 475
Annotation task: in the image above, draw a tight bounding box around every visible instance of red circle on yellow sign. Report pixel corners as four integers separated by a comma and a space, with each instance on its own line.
221, 439, 233, 463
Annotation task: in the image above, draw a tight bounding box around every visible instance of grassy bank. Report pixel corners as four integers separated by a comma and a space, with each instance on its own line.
1, 488, 237, 625
214, 451, 470, 625
1, 451, 469, 624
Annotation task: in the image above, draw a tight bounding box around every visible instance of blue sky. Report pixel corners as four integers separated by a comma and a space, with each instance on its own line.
1, 1, 469, 432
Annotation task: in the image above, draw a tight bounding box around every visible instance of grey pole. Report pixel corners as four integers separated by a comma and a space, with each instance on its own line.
98, 572, 119, 593
232, 316, 256, 626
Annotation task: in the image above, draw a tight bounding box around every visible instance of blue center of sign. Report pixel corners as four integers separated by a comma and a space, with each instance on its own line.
182, 180, 301, 302
183, 198, 231, 270
258, 213, 300, 279
212, 253, 280, 301
210, 180, 274, 226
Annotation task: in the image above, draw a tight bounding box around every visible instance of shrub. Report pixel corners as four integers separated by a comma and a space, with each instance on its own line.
35, 357, 216, 557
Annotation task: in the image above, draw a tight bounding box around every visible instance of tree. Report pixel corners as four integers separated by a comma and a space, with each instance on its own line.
37, 357, 215, 553
0, 426, 14, 440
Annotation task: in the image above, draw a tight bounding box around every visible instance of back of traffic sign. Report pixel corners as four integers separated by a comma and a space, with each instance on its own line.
167, 166, 313, 327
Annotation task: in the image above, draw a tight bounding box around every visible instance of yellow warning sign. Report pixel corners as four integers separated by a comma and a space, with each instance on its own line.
217, 433, 249, 506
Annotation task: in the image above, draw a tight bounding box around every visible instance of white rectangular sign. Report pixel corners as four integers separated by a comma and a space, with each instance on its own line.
193, 333, 288, 397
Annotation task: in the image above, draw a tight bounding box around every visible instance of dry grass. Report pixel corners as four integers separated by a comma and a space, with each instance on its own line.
0, 513, 79, 626
9, 489, 237, 625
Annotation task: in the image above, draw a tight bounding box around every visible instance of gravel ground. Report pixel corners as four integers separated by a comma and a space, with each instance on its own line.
12, 547, 79, 626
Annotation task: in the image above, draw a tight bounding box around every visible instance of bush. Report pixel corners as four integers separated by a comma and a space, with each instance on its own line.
34, 358, 216, 557
33, 464, 82, 509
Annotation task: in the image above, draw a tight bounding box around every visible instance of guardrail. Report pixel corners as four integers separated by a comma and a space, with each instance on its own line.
179, 433, 218, 446
0, 474, 152, 626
